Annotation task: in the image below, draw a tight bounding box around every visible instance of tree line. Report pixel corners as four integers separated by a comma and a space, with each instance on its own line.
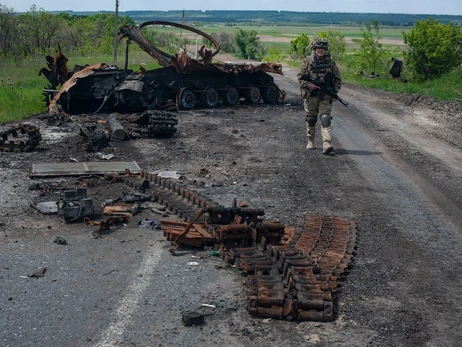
52, 10, 462, 27
0, 4, 134, 59
1, 5, 461, 82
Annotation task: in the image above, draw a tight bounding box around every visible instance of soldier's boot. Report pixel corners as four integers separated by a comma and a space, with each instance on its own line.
321, 125, 334, 155
306, 126, 316, 150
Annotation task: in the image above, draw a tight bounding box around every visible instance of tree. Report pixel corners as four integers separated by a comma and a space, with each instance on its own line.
317, 30, 346, 62
289, 33, 310, 59
0, 4, 17, 56
352, 20, 387, 75
17, 5, 66, 54
202, 32, 235, 54
234, 29, 266, 61
215, 32, 236, 53
403, 18, 462, 81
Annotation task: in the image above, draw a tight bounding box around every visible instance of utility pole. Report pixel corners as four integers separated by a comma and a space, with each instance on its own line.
179, 9, 184, 43
113, 0, 119, 65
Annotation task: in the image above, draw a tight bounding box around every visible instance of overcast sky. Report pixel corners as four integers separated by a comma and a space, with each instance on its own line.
1, 0, 460, 15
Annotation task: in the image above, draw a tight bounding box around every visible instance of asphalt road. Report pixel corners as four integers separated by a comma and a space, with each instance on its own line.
1, 68, 461, 346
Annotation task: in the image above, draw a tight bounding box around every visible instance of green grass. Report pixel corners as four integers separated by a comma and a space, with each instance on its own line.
0, 56, 48, 123
344, 68, 462, 102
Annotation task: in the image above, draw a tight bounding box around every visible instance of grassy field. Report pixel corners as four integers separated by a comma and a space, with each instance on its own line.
0, 24, 458, 125
163, 24, 408, 40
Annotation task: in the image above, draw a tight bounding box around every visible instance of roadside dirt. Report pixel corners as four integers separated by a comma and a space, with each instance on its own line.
1, 67, 461, 347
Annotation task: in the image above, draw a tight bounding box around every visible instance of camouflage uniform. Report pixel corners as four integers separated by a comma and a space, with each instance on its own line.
297, 39, 342, 154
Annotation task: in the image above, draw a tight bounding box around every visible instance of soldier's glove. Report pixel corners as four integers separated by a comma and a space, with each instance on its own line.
307, 82, 320, 91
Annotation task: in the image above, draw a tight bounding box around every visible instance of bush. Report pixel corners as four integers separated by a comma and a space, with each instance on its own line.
352, 20, 387, 76
316, 30, 346, 63
289, 33, 310, 59
403, 18, 462, 81
234, 29, 266, 61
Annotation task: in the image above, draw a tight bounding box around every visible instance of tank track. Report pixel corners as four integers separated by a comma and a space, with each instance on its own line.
0, 124, 42, 152
124, 110, 178, 138
123, 170, 219, 221
233, 214, 357, 321
123, 171, 357, 321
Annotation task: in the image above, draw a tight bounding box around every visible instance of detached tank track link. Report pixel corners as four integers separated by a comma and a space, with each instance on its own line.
123, 110, 178, 138
223, 214, 357, 322
123, 170, 219, 221
0, 124, 42, 152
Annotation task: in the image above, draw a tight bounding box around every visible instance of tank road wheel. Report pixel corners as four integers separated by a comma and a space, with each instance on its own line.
221, 86, 240, 106
262, 84, 280, 104
177, 88, 197, 110
200, 87, 219, 108
245, 85, 261, 104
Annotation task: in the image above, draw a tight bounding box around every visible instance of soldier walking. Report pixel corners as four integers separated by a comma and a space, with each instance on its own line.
297, 38, 342, 154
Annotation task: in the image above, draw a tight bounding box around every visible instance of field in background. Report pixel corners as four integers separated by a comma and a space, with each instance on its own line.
158, 24, 407, 50
0, 24, 456, 124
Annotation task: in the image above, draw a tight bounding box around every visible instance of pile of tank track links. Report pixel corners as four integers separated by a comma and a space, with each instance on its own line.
123, 170, 357, 322
0, 124, 42, 152
123, 110, 178, 138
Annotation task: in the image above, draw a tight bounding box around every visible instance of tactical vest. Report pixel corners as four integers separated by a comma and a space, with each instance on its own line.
307, 56, 335, 88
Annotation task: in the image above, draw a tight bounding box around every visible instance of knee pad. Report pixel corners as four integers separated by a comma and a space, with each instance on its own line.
307, 116, 317, 127
320, 114, 332, 127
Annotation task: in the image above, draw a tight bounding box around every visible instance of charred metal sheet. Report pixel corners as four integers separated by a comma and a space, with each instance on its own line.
0, 124, 42, 152
29, 161, 141, 178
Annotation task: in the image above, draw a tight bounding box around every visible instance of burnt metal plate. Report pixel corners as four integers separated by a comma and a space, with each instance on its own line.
30, 161, 141, 178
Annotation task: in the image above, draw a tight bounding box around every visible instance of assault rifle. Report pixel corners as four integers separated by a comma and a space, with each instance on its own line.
300, 74, 348, 107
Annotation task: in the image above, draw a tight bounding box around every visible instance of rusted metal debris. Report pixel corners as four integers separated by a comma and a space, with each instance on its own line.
122, 170, 357, 322
40, 21, 285, 115
0, 124, 42, 152
84, 216, 130, 234
103, 204, 141, 217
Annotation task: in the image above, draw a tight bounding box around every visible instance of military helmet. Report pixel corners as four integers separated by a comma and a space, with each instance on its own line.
312, 38, 329, 50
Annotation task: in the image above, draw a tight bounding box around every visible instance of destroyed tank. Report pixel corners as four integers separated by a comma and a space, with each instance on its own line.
41, 21, 285, 114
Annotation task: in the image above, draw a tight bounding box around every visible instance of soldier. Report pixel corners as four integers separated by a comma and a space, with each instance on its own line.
297, 38, 342, 154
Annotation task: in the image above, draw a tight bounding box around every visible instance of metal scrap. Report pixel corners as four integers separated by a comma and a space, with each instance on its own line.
0, 124, 42, 152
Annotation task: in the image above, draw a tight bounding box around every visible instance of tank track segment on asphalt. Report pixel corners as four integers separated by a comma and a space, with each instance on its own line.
123, 171, 357, 322
123, 170, 220, 222
238, 214, 357, 321
0, 124, 42, 152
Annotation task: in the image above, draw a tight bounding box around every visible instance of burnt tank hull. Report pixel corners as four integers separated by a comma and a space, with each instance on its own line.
42, 21, 285, 114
